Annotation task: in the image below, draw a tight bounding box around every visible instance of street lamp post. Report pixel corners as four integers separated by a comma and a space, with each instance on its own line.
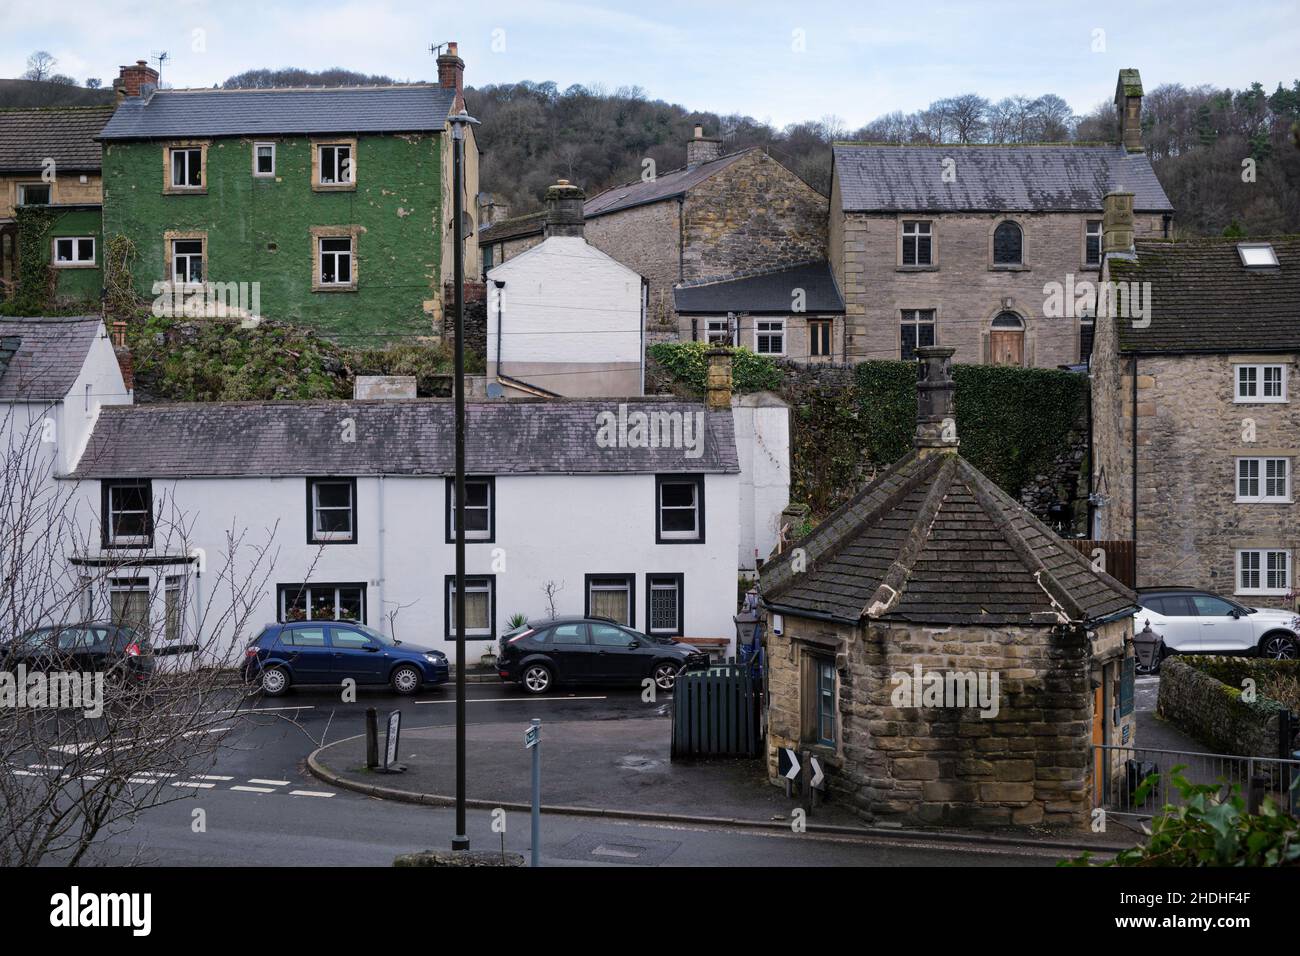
448, 108, 479, 852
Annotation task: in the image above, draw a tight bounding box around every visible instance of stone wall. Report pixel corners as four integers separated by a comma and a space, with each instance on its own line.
442, 278, 486, 356
584, 199, 681, 329
1157, 657, 1293, 757
833, 205, 1166, 367
1017, 412, 1090, 534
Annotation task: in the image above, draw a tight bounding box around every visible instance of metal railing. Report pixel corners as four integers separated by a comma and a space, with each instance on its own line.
1094, 743, 1300, 818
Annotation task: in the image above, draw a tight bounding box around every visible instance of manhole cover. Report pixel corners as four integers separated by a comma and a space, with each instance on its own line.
553, 832, 681, 866
616, 754, 664, 772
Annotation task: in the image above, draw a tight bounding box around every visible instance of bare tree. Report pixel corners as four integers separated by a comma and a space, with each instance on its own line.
0, 399, 280, 866
23, 51, 57, 83
541, 580, 564, 621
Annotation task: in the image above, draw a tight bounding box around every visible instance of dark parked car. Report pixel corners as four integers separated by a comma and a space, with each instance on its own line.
242, 620, 450, 696
497, 616, 709, 694
3, 623, 153, 685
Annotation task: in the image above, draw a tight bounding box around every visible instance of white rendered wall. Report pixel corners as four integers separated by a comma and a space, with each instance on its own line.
732, 393, 791, 571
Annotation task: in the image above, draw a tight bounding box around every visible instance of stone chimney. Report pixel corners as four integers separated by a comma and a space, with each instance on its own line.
437, 41, 465, 111
706, 348, 733, 410
543, 179, 586, 239
686, 124, 723, 167
1102, 191, 1135, 257
114, 60, 160, 100
478, 193, 509, 227
1115, 69, 1144, 152
913, 346, 958, 454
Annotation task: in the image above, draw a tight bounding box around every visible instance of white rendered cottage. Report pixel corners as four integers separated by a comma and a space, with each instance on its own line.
63, 397, 747, 664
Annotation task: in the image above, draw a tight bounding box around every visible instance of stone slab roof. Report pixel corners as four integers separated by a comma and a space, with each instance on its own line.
761, 451, 1136, 627
0, 316, 102, 402
833, 144, 1173, 213
1109, 236, 1300, 354
480, 211, 546, 244
98, 86, 457, 140
70, 399, 739, 479
0, 106, 114, 172
673, 260, 844, 314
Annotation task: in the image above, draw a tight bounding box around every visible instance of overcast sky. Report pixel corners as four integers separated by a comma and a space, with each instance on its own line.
2, 0, 1296, 127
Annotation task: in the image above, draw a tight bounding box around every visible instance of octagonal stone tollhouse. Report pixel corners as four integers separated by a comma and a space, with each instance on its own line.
759, 346, 1140, 829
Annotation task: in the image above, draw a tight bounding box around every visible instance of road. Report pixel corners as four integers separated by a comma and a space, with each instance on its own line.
40, 683, 1066, 867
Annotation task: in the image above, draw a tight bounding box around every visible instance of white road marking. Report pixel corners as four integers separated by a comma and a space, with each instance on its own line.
231, 785, 275, 794
289, 790, 335, 798
193, 774, 234, 781
26, 763, 62, 771
247, 778, 290, 786
50, 726, 232, 756
209, 705, 316, 715
13, 770, 37, 777
172, 781, 215, 789
414, 695, 607, 705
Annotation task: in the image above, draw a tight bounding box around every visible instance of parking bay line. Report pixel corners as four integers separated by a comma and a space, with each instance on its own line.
247, 778, 291, 786
231, 785, 277, 794
414, 695, 607, 705
289, 790, 335, 798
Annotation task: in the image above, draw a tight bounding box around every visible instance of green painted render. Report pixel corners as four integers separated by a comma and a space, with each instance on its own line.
102, 134, 444, 344
46, 206, 103, 304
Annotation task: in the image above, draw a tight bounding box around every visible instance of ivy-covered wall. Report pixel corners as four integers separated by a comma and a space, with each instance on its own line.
101, 133, 443, 344
1158, 657, 1300, 757
46, 207, 104, 304
647, 342, 1091, 521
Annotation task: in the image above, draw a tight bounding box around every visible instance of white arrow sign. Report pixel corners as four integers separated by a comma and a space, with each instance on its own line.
782, 747, 801, 780
809, 756, 825, 789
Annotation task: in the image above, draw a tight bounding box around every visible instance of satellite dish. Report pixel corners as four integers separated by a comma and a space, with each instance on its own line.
486, 382, 504, 399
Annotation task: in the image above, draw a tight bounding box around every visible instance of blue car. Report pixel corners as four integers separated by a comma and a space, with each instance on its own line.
242, 621, 449, 696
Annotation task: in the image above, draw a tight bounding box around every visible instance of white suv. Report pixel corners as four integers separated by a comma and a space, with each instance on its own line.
1135, 588, 1299, 673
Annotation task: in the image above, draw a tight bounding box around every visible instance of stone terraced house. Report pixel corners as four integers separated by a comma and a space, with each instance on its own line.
759, 346, 1139, 828
0, 105, 114, 303
96, 46, 480, 344
829, 69, 1174, 368
479, 125, 828, 341
1091, 224, 1300, 604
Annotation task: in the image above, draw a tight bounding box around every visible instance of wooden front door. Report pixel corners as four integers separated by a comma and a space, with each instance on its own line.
990, 329, 1024, 366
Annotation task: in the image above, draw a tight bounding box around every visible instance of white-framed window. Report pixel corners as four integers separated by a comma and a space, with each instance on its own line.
318, 144, 353, 185
656, 474, 704, 543
253, 142, 276, 177
901, 220, 933, 266
319, 236, 353, 286
164, 575, 185, 642
587, 574, 635, 626
17, 183, 51, 206
706, 318, 735, 346
646, 573, 684, 636
53, 236, 95, 266
171, 238, 204, 284
104, 480, 152, 547
110, 577, 150, 634
308, 478, 356, 543
1084, 219, 1103, 266
901, 308, 936, 361
1236, 457, 1290, 503
170, 147, 204, 189
1235, 364, 1288, 403
446, 575, 494, 639
1237, 549, 1291, 595
446, 476, 494, 542
755, 318, 785, 356
278, 583, 366, 622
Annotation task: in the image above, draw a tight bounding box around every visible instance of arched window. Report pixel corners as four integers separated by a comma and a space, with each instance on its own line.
993, 221, 1023, 265
991, 311, 1024, 329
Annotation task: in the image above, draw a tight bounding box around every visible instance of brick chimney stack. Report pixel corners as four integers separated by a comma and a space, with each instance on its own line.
686, 124, 723, 167
114, 60, 160, 100
1115, 69, 1144, 152
543, 179, 586, 239
1102, 191, 1136, 257
913, 346, 959, 454
437, 41, 465, 111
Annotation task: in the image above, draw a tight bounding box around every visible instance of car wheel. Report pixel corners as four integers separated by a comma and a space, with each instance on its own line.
261, 666, 290, 696
522, 663, 553, 695
1259, 632, 1299, 660
391, 664, 422, 695
653, 661, 682, 691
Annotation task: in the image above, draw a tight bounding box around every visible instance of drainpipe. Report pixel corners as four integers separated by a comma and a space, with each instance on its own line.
640, 277, 647, 395
1130, 354, 1138, 582
493, 279, 505, 383
377, 476, 386, 635
677, 196, 684, 283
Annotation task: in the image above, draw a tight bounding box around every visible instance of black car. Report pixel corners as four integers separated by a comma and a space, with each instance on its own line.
3, 622, 154, 685
497, 616, 709, 694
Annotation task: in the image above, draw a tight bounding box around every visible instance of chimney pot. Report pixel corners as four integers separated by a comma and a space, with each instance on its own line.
114, 59, 160, 100
437, 40, 466, 111
706, 348, 733, 410
913, 345, 958, 454
543, 179, 586, 239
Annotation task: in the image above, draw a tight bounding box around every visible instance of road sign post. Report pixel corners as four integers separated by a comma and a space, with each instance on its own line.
525, 718, 541, 867
779, 746, 801, 800
377, 710, 405, 774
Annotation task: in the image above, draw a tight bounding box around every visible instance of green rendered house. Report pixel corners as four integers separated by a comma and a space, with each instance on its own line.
97, 47, 480, 343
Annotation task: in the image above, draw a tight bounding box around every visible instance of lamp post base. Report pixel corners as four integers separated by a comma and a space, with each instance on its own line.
452, 835, 470, 851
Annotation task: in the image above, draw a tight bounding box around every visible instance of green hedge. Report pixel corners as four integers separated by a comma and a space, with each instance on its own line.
647, 341, 782, 392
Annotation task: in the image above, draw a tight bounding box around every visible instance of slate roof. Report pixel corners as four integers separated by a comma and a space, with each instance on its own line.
761, 450, 1136, 627
480, 148, 754, 244
0, 317, 103, 402
833, 144, 1173, 213
0, 106, 114, 172
674, 260, 844, 314
1109, 236, 1300, 354
97, 86, 457, 140
69, 399, 739, 479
